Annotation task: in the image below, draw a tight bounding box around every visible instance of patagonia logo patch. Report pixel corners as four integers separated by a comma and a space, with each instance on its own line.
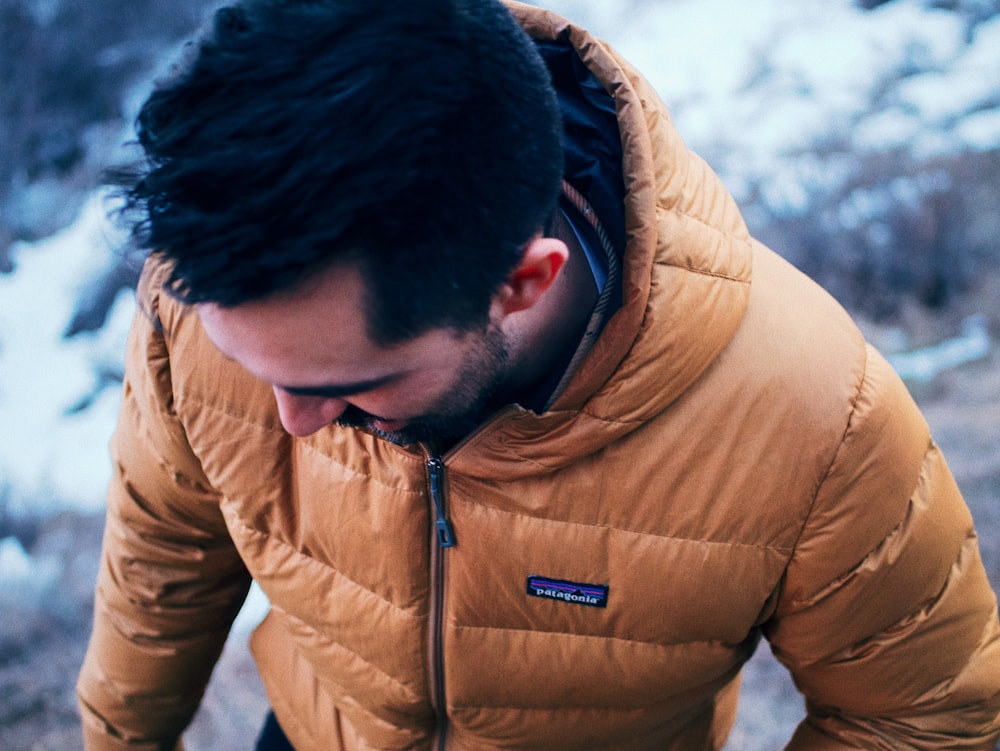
526, 576, 609, 608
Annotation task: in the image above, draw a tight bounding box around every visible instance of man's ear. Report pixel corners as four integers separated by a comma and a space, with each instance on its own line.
495, 236, 569, 316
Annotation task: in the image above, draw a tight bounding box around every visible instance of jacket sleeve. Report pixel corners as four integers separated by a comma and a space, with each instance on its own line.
766, 346, 1000, 750
77, 265, 251, 750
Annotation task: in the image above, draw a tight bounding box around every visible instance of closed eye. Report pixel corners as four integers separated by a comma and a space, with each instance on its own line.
277, 373, 401, 399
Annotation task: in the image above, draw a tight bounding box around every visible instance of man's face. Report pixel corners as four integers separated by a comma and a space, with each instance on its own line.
197, 263, 512, 445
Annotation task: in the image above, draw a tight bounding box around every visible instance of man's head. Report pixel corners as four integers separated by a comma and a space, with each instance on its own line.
198, 238, 571, 443
123, 0, 564, 344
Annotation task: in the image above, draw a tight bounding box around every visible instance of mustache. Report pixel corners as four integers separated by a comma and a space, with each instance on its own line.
335, 403, 480, 446
335, 403, 386, 429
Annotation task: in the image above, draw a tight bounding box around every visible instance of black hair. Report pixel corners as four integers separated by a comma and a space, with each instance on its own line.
119, 0, 564, 343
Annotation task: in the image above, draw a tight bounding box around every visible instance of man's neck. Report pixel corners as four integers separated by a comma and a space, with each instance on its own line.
499, 210, 600, 411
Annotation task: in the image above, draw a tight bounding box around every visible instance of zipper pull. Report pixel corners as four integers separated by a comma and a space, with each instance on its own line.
427, 457, 456, 548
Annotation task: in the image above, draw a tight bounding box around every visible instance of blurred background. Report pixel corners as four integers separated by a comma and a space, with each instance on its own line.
1, 0, 998, 748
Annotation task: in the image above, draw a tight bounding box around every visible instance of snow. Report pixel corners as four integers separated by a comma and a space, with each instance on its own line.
887, 314, 992, 384
0, 535, 60, 608
231, 581, 271, 636
0, 536, 34, 580
0, 192, 134, 516
955, 106, 1000, 151
854, 107, 924, 151
548, 0, 999, 208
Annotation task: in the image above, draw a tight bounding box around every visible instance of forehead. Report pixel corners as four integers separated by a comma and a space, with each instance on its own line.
195, 263, 466, 388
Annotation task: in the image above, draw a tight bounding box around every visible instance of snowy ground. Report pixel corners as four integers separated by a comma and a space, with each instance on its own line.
1, 0, 999, 748
550, 0, 1000, 206
0, 194, 133, 518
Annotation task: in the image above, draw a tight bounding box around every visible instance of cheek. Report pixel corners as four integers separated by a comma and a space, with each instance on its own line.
353, 368, 462, 418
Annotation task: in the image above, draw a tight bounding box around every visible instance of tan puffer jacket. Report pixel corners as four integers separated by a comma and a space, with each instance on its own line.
77, 2, 1000, 749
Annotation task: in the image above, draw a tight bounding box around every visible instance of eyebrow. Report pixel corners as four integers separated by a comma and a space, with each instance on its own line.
277, 373, 400, 399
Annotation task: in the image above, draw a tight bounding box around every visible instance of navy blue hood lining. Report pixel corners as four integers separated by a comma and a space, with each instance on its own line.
536, 39, 627, 261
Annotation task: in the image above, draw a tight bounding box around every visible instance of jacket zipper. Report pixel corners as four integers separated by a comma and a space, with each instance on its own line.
422, 408, 517, 748
427, 455, 455, 750
428, 456, 456, 548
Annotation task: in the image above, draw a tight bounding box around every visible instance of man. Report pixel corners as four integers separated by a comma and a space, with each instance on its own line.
77, 0, 1000, 749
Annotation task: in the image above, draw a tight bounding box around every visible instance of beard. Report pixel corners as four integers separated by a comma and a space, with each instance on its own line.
336, 322, 511, 446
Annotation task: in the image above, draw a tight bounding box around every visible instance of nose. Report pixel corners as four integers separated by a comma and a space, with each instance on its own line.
272, 388, 348, 437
